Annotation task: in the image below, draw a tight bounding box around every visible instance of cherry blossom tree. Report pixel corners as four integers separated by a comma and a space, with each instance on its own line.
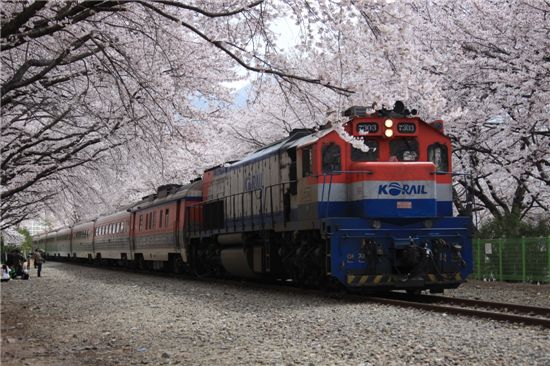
229, 0, 549, 228
1, 0, 352, 230
3, 0, 547, 231
416, 0, 550, 227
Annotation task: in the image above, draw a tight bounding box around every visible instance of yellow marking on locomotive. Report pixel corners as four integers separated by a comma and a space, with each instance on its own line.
455, 273, 462, 281
427, 274, 437, 282
347, 274, 392, 285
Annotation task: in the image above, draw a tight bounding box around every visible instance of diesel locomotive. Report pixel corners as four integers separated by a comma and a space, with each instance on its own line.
33, 103, 473, 293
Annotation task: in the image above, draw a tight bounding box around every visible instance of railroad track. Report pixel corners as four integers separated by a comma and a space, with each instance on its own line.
359, 293, 550, 329
59, 261, 550, 328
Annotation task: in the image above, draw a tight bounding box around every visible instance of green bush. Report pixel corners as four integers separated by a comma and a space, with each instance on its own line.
477, 214, 550, 238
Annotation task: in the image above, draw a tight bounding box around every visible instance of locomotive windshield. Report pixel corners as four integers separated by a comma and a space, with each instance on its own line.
351, 140, 378, 162
428, 143, 449, 172
389, 138, 419, 161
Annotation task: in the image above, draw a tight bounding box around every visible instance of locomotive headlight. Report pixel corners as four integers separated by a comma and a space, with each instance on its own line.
372, 220, 381, 229
384, 129, 394, 138
384, 119, 393, 128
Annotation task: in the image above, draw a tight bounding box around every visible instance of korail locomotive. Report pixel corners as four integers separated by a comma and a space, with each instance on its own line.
34, 103, 473, 293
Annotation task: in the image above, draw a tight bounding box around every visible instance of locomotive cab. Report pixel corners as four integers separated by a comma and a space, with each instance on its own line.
345, 115, 447, 219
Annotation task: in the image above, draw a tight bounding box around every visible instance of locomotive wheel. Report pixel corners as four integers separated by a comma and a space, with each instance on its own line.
134, 254, 145, 271
291, 267, 307, 287
170, 254, 185, 274
190, 244, 211, 277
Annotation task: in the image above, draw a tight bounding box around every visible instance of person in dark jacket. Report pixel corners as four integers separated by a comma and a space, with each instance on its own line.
32, 249, 45, 277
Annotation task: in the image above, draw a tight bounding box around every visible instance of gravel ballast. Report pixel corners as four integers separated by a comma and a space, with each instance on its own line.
1, 262, 549, 365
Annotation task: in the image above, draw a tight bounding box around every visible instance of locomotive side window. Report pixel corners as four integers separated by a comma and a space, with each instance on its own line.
302, 147, 313, 177
389, 138, 419, 161
351, 140, 379, 162
322, 143, 341, 174
428, 143, 449, 172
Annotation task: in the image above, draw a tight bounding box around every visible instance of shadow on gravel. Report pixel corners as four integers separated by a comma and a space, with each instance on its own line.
43, 261, 346, 313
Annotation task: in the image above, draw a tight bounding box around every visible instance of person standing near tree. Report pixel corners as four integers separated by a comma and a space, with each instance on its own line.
32, 249, 44, 277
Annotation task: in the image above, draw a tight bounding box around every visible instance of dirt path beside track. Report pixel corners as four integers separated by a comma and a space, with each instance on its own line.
2, 262, 550, 366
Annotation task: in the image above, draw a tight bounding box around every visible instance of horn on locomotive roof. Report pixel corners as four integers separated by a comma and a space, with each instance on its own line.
342, 105, 368, 117
342, 101, 418, 118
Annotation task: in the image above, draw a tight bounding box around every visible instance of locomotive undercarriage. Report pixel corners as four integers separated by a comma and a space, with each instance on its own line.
45, 226, 467, 294
184, 219, 468, 293
338, 226, 468, 293
187, 230, 329, 287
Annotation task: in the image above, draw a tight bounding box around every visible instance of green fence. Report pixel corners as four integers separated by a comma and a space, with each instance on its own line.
473, 237, 550, 283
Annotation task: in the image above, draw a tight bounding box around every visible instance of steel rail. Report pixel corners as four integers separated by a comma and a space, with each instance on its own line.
409, 294, 550, 317
360, 296, 550, 329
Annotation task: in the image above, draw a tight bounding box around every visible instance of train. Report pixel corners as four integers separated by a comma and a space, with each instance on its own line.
33, 102, 473, 293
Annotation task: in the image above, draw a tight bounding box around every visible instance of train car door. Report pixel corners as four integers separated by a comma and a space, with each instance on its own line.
296, 143, 318, 222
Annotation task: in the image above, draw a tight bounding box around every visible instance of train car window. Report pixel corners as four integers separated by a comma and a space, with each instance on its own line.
165, 209, 170, 226
428, 143, 449, 172
389, 138, 419, 161
302, 147, 313, 177
153, 212, 157, 229
139, 215, 143, 232
159, 210, 163, 228
351, 140, 379, 162
322, 143, 341, 174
